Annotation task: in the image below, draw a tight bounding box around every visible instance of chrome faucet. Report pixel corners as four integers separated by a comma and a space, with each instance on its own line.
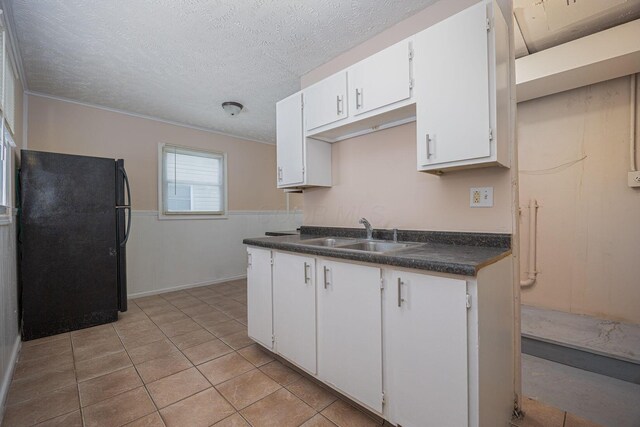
359, 217, 373, 240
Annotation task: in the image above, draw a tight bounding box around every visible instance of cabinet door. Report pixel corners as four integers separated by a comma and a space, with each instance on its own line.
304, 71, 348, 131
384, 270, 468, 427
247, 247, 273, 349
415, 1, 491, 166
273, 252, 317, 374
348, 40, 412, 116
276, 92, 304, 186
317, 259, 383, 412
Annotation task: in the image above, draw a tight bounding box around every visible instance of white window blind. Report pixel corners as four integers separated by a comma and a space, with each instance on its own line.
0, 31, 4, 113
0, 127, 5, 208
161, 145, 226, 215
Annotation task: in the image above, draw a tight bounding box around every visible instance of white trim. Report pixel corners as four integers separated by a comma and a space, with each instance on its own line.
0, 334, 21, 422
25, 91, 276, 145
128, 274, 247, 299
130, 209, 301, 217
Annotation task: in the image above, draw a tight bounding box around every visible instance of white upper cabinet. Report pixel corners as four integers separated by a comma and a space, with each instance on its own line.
276, 91, 332, 189
276, 92, 304, 187
348, 40, 413, 116
272, 252, 317, 374
246, 247, 273, 349
415, 0, 509, 173
275, 0, 510, 181
304, 71, 348, 131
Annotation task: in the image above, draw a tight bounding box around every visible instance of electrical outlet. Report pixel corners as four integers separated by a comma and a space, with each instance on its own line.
470, 187, 494, 208
629, 171, 640, 188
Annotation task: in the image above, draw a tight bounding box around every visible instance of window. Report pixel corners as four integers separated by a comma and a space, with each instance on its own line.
0, 122, 14, 221
159, 144, 227, 218
0, 24, 17, 223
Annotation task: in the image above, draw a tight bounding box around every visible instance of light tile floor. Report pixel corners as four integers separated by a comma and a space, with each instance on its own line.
1, 278, 604, 427
1, 279, 379, 427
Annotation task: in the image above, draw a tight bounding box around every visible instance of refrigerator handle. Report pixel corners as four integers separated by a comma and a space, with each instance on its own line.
119, 166, 132, 246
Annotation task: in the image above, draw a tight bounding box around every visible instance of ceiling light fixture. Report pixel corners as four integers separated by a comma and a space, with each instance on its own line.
222, 101, 243, 117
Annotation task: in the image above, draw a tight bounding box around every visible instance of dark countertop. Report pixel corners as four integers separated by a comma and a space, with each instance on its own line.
265, 230, 300, 236
244, 227, 511, 277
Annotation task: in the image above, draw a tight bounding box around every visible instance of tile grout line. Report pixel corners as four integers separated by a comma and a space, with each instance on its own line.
112, 309, 161, 427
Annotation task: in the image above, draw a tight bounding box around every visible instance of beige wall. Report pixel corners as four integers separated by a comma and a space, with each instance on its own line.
301, 0, 516, 234
518, 75, 640, 323
26, 94, 302, 212
304, 122, 513, 232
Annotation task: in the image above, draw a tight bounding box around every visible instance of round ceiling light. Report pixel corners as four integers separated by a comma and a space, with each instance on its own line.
222, 101, 243, 116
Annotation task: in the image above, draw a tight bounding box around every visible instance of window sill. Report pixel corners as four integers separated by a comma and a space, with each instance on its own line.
157, 212, 229, 221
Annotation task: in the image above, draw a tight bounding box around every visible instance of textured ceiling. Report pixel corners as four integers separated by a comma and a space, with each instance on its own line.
10, 0, 437, 143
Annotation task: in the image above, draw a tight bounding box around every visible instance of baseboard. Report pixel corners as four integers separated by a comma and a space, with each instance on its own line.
0, 334, 21, 422
127, 274, 247, 299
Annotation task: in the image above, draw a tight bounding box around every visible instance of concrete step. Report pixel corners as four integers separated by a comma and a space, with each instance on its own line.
521, 305, 640, 384
522, 354, 640, 427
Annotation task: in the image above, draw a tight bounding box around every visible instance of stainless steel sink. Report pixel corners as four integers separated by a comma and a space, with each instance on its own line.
302, 237, 358, 247
337, 241, 417, 253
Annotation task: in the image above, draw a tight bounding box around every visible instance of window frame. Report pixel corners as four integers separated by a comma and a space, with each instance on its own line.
157, 143, 228, 220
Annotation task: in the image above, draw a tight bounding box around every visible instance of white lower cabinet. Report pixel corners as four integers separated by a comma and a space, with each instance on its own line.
317, 259, 383, 413
272, 252, 317, 374
246, 247, 273, 349
383, 269, 469, 427
246, 247, 514, 426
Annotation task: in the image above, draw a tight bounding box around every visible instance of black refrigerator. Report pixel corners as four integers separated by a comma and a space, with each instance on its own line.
18, 150, 131, 341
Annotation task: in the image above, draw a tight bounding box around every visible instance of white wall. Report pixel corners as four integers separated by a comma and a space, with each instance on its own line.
127, 210, 302, 297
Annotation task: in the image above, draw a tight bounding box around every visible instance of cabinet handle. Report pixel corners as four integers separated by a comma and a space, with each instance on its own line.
247, 253, 252, 268
426, 134, 433, 159
397, 278, 405, 307
277, 166, 283, 181
356, 88, 363, 109
323, 266, 330, 289
336, 95, 343, 115
304, 262, 310, 284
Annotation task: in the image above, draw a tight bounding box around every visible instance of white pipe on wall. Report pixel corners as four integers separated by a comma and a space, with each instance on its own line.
520, 199, 538, 288
631, 73, 637, 172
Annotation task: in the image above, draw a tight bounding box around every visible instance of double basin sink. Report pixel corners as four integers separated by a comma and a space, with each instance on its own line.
301, 237, 420, 254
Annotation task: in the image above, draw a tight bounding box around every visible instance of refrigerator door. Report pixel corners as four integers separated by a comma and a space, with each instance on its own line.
116, 159, 130, 312
20, 150, 119, 340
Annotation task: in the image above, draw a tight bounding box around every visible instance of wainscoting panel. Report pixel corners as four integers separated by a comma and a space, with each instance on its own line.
127, 210, 302, 297
0, 215, 20, 420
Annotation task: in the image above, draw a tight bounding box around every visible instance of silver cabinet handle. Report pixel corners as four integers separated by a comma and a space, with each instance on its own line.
277, 166, 283, 181
336, 95, 343, 115
426, 134, 433, 159
247, 253, 252, 268
397, 278, 405, 307
356, 88, 363, 109
323, 266, 330, 289
304, 262, 310, 284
